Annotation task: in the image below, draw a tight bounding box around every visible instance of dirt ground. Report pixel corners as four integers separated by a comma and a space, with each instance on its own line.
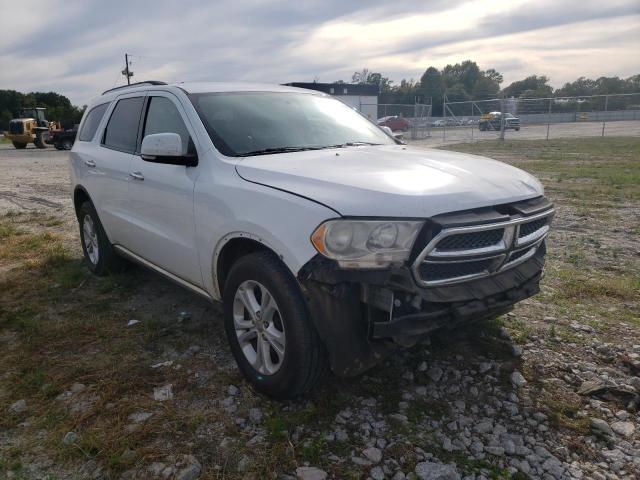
1, 138, 639, 480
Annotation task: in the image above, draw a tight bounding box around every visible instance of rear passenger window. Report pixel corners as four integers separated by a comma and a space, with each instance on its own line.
102, 97, 144, 153
78, 103, 108, 142
143, 97, 191, 154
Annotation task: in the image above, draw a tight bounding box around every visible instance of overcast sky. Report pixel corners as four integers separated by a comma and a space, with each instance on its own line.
1, 0, 638, 105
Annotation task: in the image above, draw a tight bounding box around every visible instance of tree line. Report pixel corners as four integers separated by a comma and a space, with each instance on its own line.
0, 90, 85, 131
345, 61, 640, 116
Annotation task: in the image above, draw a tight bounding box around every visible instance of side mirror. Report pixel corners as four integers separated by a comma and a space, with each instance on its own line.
380, 126, 393, 136
141, 133, 197, 167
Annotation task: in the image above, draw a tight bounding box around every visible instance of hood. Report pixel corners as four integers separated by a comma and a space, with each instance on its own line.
235, 145, 544, 217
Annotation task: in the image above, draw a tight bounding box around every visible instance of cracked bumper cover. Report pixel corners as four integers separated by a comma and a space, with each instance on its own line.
297, 243, 546, 377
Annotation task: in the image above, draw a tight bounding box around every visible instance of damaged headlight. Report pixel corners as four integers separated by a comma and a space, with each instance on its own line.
311, 219, 423, 268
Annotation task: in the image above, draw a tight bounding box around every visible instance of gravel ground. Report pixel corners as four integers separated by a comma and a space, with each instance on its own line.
1, 139, 639, 480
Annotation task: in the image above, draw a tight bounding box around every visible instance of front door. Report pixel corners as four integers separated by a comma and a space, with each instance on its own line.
126, 92, 203, 287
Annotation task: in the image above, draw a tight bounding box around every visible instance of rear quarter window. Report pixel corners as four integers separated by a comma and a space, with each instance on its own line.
78, 103, 109, 142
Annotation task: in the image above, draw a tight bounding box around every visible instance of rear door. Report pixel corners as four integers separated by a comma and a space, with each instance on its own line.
92, 94, 145, 245
126, 92, 202, 286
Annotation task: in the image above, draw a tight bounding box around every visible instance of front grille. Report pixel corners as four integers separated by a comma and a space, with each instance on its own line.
412, 206, 554, 287
420, 259, 494, 282
508, 247, 532, 263
436, 228, 504, 251
519, 217, 547, 238
9, 121, 23, 134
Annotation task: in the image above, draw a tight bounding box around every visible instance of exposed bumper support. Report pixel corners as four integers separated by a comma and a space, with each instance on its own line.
298, 243, 545, 377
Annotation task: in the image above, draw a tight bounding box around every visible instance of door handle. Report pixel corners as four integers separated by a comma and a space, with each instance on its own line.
129, 171, 144, 181
83, 159, 96, 168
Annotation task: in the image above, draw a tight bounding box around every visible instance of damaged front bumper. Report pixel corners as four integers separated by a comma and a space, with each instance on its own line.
297, 196, 553, 377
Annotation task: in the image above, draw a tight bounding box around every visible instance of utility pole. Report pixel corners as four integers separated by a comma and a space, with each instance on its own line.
122, 53, 133, 85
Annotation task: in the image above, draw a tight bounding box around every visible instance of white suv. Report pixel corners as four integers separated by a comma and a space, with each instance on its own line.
70, 81, 553, 398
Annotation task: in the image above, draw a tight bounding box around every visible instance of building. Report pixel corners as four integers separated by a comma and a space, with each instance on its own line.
284, 82, 379, 120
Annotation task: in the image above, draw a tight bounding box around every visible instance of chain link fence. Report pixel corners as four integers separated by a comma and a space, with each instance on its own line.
439, 93, 640, 143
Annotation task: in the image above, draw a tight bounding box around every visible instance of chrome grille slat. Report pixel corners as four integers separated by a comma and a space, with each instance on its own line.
412, 208, 554, 287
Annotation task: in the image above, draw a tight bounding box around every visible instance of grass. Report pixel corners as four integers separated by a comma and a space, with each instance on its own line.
440, 137, 640, 205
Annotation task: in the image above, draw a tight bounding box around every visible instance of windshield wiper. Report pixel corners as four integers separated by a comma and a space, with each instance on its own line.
237, 142, 383, 157
237, 146, 322, 157
316, 141, 384, 149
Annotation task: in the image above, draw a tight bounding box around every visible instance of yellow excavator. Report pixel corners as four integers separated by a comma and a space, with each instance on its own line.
6, 107, 61, 149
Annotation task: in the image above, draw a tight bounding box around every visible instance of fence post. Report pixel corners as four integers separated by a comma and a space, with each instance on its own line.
443, 95, 447, 141
602, 95, 608, 137
499, 94, 505, 141
470, 101, 474, 141
546, 98, 552, 140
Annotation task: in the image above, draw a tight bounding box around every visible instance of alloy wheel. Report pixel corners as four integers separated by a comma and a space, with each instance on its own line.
82, 214, 99, 265
233, 280, 286, 375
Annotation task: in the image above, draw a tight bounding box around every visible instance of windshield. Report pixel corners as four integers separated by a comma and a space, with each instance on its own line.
189, 92, 395, 157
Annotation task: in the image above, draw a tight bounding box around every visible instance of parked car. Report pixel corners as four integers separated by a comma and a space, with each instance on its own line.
51, 124, 79, 150
70, 81, 553, 398
479, 112, 520, 131
431, 119, 462, 127
377, 115, 410, 131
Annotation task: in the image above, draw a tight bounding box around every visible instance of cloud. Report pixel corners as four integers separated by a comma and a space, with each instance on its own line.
0, 0, 638, 105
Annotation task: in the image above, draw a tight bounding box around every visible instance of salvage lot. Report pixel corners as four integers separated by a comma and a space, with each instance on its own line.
1, 138, 639, 479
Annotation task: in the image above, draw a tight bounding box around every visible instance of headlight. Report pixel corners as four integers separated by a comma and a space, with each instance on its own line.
311, 219, 423, 268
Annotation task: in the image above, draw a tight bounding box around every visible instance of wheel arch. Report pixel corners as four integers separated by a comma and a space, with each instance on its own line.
73, 185, 93, 220
214, 234, 287, 299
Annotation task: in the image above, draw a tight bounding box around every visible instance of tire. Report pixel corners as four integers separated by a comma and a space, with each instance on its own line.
223, 251, 327, 399
515, 127, 520, 131
62, 139, 73, 150
34, 133, 47, 149
78, 201, 126, 276
12, 141, 27, 149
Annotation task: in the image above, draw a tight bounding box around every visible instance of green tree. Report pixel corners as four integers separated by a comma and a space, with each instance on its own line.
442, 60, 482, 92
502, 75, 553, 98
484, 69, 503, 85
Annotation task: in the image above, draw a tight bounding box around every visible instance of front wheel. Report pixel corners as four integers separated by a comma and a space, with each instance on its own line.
62, 139, 73, 150
12, 141, 27, 149
223, 251, 327, 399
34, 132, 47, 149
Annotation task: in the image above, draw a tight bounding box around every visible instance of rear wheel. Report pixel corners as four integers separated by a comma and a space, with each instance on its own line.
62, 139, 73, 150
223, 251, 327, 399
12, 141, 27, 149
78, 201, 126, 276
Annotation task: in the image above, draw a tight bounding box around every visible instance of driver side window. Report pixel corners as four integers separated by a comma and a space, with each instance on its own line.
143, 97, 192, 155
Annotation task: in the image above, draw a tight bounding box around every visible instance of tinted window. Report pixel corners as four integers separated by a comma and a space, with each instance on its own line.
78, 103, 108, 142
143, 97, 190, 154
103, 97, 144, 152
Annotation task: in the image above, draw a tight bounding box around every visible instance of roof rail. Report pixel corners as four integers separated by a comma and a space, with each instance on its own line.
102, 81, 168, 95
